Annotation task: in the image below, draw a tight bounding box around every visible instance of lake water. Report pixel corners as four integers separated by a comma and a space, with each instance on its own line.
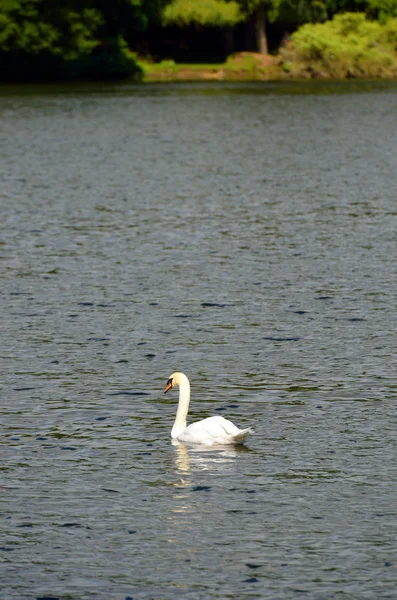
1, 80, 397, 600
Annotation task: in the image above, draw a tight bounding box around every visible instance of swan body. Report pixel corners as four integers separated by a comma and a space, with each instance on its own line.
164, 372, 253, 445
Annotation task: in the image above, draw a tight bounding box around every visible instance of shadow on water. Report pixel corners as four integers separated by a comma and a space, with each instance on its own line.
1, 79, 397, 98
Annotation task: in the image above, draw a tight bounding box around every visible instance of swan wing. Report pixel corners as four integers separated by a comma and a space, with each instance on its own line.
178, 416, 252, 445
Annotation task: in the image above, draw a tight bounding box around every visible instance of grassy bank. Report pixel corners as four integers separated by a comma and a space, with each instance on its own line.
141, 13, 397, 82
141, 53, 282, 82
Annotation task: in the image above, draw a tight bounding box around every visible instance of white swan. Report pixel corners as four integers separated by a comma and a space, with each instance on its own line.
164, 372, 253, 445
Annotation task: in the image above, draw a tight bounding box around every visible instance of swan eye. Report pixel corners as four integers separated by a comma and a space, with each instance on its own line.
167, 378, 173, 386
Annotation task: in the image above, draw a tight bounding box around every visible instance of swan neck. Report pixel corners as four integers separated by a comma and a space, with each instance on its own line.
171, 375, 190, 438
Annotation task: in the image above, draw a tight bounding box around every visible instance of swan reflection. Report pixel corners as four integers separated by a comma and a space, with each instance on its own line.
169, 441, 251, 521
172, 438, 250, 474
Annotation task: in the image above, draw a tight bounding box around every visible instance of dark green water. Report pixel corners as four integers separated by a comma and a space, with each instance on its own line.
1, 81, 397, 600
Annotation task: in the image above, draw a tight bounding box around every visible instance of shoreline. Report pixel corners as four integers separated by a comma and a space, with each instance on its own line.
141, 53, 290, 83
141, 51, 397, 83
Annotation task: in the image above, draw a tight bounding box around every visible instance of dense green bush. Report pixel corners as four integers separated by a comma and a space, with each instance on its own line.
0, 1, 144, 81
284, 12, 397, 77
0, 37, 142, 81
68, 36, 142, 80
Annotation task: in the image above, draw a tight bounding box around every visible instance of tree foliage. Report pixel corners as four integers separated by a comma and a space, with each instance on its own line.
367, 0, 397, 22
0, 0, 167, 80
163, 0, 243, 27
1, 0, 396, 79
236, 0, 329, 24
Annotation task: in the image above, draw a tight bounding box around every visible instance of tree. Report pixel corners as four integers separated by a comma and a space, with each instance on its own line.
0, 0, 168, 80
367, 0, 397, 22
0, 0, 102, 58
236, 0, 368, 54
162, 0, 243, 27
236, 1, 270, 53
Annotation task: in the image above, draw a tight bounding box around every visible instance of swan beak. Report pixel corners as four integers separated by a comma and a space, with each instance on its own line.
164, 381, 173, 394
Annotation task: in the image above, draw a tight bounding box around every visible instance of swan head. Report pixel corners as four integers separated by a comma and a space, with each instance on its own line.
164, 372, 185, 393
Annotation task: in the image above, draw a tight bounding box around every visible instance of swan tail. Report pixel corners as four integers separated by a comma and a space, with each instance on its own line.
230, 427, 254, 444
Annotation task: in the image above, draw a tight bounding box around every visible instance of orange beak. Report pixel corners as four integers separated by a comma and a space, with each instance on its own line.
164, 381, 172, 394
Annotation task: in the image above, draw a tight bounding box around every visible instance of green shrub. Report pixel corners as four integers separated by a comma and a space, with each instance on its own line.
287, 12, 397, 77
0, 2, 143, 81
380, 17, 397, 44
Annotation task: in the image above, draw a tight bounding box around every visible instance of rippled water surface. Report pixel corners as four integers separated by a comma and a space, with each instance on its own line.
1, 81, 397, 600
